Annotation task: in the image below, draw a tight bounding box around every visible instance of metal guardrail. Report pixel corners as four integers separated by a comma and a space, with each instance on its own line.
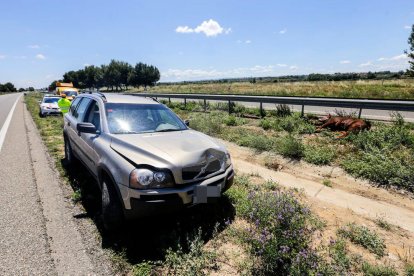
129, 93, 414, 118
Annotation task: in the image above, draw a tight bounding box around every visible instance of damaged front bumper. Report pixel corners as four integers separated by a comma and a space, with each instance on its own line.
120, 165, 234, 219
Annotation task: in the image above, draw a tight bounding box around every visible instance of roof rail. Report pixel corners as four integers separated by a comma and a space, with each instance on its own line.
96, 92, 107, 102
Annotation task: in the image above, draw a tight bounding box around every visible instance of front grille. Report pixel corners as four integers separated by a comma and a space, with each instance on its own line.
182, 159, 221, 180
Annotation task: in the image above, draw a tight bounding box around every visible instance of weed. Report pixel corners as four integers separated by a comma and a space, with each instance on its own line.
274, 104, 292, 117
406, 263, 414, 276
329, 239, 351, 272
361, 262, 398, 276
338, 223, 386, 257
132, 261, 155, 276
164, 228, 217, 276
322, 179, 332, 187
71, 189, 82, 203
375, 217, 392, 231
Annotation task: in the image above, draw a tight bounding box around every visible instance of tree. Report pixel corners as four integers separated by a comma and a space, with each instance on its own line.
28, 87, 35, 91
18, 88, 25, 92
3, 82, 17, 92
406, 24, 414, 76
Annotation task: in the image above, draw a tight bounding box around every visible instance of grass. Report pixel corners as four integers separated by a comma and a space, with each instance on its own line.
322, 179, 333, 187
361, 262, 398, 276
375, 217, 392, 231
133, 79, 414, 100
338, 223, 386, 257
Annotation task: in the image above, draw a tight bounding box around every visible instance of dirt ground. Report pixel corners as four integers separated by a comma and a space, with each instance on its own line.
220, 139, 414, 273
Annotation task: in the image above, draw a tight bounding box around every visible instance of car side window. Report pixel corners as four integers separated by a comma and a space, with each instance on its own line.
73, 98, 92, 122
70, 97, 82, 116
84, 100, 101, 131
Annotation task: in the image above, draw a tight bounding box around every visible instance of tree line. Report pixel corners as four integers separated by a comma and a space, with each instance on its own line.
50, 60, 160, 91
0, 82, 17, 92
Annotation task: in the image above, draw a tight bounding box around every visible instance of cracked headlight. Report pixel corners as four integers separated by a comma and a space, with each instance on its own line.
129, 168, 174, 189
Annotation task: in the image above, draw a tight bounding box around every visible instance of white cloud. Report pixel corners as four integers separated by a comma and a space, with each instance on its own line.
340, 60, 351, 64
175, 26, 194, 33
359, 61, 372, 67
404, 25, 412, 29
289, 65, 298, 70
175, 19, 231, 37
377, 54, 408, 61
0, 55, 6, 59
28, 44, 40, 49
276, 64, 287, 67
245, 40, 251, 44
35, 54, 46, 60
279, 28, 287, 34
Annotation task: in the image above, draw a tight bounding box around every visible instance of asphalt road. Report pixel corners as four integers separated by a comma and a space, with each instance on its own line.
158, 97, 414, 122
0, 93, 111, 275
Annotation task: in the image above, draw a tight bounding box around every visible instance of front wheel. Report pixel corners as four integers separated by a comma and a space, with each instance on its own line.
101, 179, 124, 232
39, 111, 45, 118
64, 136, 76, 165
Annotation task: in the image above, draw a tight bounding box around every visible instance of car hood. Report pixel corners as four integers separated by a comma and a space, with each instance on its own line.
110, 129, 227, 170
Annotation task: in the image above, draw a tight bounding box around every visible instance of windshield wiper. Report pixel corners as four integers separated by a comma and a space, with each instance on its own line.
155, 128, 182, 132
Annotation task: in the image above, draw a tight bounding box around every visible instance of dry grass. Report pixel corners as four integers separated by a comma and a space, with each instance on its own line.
132, 79, 414, 99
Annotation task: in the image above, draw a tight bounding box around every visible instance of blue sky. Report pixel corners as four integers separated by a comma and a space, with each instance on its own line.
0, 0, 413, 88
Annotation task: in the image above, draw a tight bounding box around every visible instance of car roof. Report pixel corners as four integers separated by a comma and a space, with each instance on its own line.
83, 93, 160, 105
44, 94, 59, 98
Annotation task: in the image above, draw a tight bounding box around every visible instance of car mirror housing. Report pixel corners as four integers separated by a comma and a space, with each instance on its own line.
184, 119, 190, 127
77, 122, 97, 134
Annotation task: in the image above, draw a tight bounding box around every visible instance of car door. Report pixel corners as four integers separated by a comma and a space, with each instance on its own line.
65, 96, 82, 152
67, 97, 92, 163
77, 100, 101, 177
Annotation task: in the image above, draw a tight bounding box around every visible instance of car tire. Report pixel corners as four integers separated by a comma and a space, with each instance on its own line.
101, 178, 124, 232
39, 111, 45, 118
64, 136, 76, 165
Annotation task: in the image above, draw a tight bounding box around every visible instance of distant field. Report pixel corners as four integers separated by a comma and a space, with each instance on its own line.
132, 79, 414, 99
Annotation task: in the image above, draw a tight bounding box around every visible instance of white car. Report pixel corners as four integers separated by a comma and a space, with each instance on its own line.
39, 95, 61, 117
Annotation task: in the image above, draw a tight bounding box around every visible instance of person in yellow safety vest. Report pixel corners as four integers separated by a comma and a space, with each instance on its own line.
58, 94, 71, 114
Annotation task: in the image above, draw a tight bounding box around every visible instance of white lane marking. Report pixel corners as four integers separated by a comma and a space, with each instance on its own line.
0, 94, 22, 152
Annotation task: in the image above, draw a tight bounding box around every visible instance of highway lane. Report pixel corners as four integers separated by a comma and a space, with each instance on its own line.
155, 97, 414, 122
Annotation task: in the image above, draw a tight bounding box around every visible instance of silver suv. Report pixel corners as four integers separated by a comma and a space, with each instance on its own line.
63, 93, 234, 230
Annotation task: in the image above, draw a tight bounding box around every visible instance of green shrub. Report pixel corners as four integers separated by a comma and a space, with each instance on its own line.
361, 262, 397, 276
342, 150, 414, 190
238, 134, 275, 152
276, 135, 304, 158
132, 261, 154, 276
304, 145, 336, 165
260, 118, 272, 130
338, 223, 386, 257
189, 112, 223, 135
223, 115, 245, 126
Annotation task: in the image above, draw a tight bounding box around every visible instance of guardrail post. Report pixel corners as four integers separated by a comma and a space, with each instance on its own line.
301, 104, 305, 117
228, 100, 231, 114
168, 97, 171, 104
204, 99, 207, 112
184, 98, 187, 108
358, 108, 362, 119
260, 102, 264, 117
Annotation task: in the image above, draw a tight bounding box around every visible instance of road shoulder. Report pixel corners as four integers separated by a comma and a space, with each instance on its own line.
24, 101, 113, 275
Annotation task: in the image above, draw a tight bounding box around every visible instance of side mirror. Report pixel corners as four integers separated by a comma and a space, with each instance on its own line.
77, 122, 97, 134
38, 100, 42, 104
184, 119, 190, 127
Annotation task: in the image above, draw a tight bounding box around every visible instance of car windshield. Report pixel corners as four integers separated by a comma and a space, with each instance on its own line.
63, 91, 77, 96
105, 103, 187, 134
43, 98, 59, 103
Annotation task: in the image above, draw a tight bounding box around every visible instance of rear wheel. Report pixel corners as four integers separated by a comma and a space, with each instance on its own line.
39, 111, 45, 118
101, 178, 124, 232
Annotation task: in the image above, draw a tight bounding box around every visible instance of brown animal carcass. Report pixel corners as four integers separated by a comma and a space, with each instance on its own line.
317, 114, 371, 138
